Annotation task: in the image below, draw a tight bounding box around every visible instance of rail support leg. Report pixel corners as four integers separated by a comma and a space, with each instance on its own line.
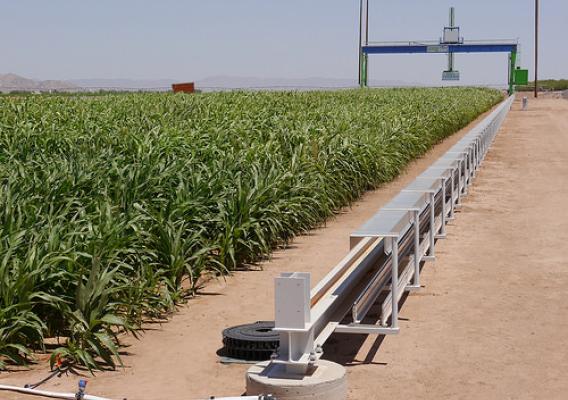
447, 171, 456, 220
406, 211, 421, 291
390, 237, 399, 329
422, 193, 436, 261
455, 159, 463, 207
472, 144, 478, 177
436, 181, 447, 239
463, 154, 470, 195
272, 272, 314, 375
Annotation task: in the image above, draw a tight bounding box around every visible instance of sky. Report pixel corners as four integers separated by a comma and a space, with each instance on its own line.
0, 0, 566, 86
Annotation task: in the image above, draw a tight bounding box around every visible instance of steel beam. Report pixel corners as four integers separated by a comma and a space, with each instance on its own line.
362, 43, 518, 55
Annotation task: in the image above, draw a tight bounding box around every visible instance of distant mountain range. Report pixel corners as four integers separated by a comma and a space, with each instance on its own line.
1, 73, 424, 93
0, 73, 77, 92
67, 76, 420, 90
195, 76, 418, 89
67, 78, 176, 90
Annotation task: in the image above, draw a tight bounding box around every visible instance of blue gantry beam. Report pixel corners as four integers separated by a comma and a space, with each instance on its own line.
362, 43, 518, 55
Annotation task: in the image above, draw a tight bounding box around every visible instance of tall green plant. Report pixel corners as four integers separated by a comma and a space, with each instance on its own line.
0, 87, 503, 370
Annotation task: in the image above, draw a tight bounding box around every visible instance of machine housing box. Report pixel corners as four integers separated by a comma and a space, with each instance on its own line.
442, 27, 461, 44
514, 68, 529, 85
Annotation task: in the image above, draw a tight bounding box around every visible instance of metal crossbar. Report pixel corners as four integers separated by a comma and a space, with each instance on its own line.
269, 95, 515, 375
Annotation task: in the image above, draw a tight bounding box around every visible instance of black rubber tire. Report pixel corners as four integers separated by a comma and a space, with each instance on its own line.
222, 321, 279, 361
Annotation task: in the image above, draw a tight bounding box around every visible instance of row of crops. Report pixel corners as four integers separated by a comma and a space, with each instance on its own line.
0, 88, 503, 370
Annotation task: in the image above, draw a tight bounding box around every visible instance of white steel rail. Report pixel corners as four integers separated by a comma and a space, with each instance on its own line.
269, 95, 515, 375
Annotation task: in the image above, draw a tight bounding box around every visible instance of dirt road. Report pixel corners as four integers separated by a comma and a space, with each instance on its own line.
2, 96, 567, 400
340, 95, 568, 399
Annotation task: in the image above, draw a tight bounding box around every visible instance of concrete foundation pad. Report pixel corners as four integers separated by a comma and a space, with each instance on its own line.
246, 360, 347, 400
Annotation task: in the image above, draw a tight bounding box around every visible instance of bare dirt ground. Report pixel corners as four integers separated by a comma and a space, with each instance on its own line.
337, 95, 568, 400
2, 96, 567, 400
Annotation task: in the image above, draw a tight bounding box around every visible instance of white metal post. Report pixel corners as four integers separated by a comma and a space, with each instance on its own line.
274, 272, 313, 374
456, 159, 462, 205
390, 237, 399, 329
413, 211, 420, 287
463, 154, 469, 195
427, 192, 436, 259
464, 151, 469, 184
472, 142, 478, 176
438, 179, 447, 237
470, 147, 475, 177
448, 171, 456, 219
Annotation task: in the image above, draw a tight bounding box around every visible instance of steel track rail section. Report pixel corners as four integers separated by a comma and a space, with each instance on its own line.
268, 95, 515, 375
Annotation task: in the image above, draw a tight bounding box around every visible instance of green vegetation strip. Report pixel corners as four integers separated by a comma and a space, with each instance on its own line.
517, 79, 568, 92
0, 88, 502, 370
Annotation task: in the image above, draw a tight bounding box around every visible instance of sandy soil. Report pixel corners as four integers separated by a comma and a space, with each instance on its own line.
338, 95, 568, 399
2, 96, 567, 399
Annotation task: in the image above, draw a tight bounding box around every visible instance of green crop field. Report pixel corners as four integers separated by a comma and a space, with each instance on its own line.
0, 87, 502, 370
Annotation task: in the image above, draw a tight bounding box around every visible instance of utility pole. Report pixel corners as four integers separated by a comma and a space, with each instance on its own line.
364, 0, 369, 87
365, 0, 369, 45
448, 7, 455, 74
358, 0, 363, 86
534, 0, 539, 98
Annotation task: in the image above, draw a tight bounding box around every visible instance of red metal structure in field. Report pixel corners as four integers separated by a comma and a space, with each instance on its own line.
172, 82, 195, 94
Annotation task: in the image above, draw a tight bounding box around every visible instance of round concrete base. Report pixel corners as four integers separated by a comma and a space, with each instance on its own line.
246, 360, 347, 400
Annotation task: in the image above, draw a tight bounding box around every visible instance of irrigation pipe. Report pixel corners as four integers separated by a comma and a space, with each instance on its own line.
0, 384, 271, 400
0, 384, 113, 400
204, 398, 274, 400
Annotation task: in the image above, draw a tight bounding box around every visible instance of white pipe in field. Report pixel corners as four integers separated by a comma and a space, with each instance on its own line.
204, 398, 267, 400
0, 384, 113, 400
0, 384, 269, 400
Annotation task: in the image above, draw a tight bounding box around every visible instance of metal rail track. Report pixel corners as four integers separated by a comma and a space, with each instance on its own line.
268, 95, 515, 375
